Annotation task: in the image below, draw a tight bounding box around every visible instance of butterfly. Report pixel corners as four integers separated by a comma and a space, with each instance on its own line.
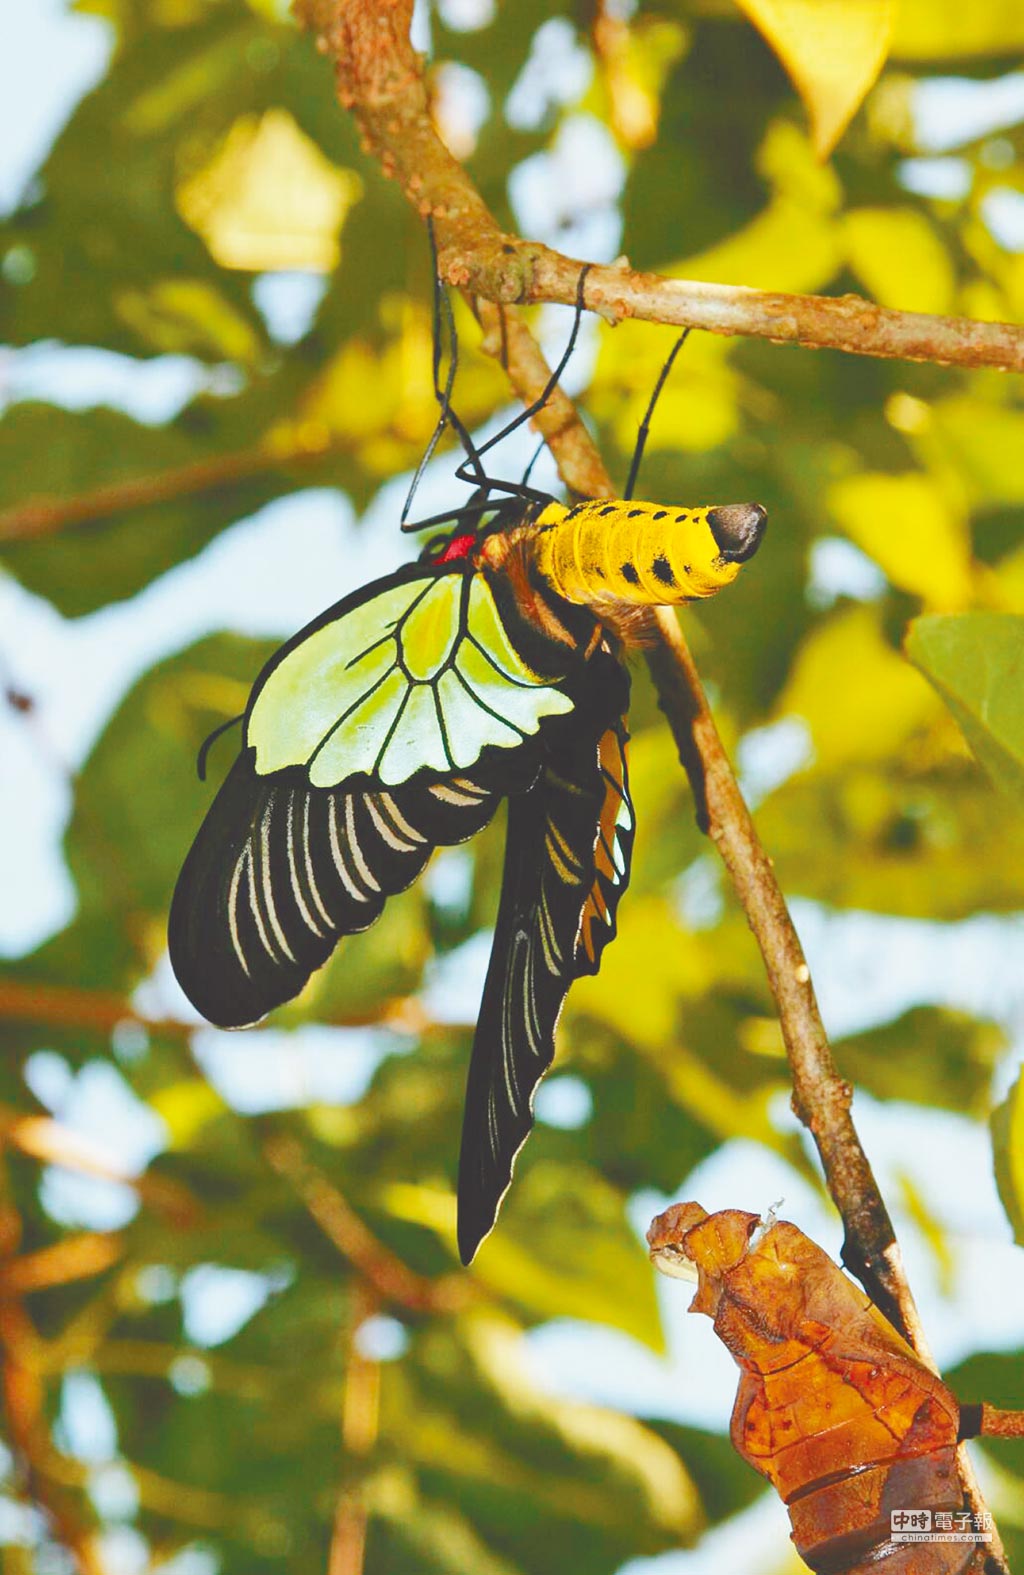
169, 266, 767, 1263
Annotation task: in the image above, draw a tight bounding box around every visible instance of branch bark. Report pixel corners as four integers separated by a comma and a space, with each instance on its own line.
297, 3, 1009, 1568
460, 252, 1024, 372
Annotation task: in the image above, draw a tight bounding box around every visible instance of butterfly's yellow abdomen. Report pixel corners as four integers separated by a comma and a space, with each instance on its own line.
530, 498, 767, 607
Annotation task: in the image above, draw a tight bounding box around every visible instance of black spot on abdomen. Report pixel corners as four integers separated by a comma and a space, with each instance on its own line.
651, 555, 676, 587
620, 562, 641, 585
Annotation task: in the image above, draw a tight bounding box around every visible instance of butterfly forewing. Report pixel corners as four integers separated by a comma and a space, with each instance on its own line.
169, 750, 539, 1028
456, 653, 633, 1263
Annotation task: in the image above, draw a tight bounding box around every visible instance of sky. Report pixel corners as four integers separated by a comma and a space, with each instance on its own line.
3, 8, 1024, 1575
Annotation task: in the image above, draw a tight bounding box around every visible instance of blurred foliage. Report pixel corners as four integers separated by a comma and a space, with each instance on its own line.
993, 1066, 1024, 1246
1, 1, 1024, 1573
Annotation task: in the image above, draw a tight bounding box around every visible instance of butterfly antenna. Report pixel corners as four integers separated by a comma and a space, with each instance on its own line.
623, 327, 690, 502
401, 227, 460, 528
196, 713, 244, 782
520, 437, 546, 491
402, 225, 495, 531
436, 286, 493, 489
468, 262, 594, 467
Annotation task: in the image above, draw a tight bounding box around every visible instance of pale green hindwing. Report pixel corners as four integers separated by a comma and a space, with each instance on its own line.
247, 569, 575, 789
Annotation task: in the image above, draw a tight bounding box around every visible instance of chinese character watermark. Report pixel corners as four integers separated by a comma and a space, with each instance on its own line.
891, 1510, 994, 1544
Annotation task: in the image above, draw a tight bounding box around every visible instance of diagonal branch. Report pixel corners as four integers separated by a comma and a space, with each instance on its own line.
262, 1131, 469, 1316
296, 3, 1007, 1567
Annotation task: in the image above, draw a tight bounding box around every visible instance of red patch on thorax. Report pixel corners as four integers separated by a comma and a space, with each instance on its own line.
437, 532, 477, 563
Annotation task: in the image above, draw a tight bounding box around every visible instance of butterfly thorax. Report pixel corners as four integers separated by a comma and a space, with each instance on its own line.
422, 504, 609, 667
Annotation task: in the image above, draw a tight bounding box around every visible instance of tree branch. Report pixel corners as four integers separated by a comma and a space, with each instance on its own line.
297, 0, 1023, 373
297, 3, 1008, 1565
459, 250, 1024, 373
0, 974, 435, 1043
0, 1102, 200, 1227
0, 428, 346, 545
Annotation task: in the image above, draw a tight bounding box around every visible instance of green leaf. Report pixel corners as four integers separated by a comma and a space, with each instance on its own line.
1, 16, 275, 358
906, 613, 1024, 803
943, 1349, 1024, 1570
641, 1419, 766, 1527
837, 1006, 1006, 1116
0, 404, 287, 613
473, 1161, 665, 1349
993, 1067, 1024, 1246
367, 1486, 525, 1575
757, 763, 1024, 916
383, 1313, 702, 1575
20, 632, 273, 993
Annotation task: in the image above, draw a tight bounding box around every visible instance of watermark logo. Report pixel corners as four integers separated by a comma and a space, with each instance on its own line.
891, 1510, 993, 1544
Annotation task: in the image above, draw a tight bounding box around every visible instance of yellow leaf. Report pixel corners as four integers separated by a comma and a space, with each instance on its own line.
150, 1079, 228, 1147
177, 108, 363, 272
892, 0, 1024, 59
844, 207, 956, 314
595, 336, 741, 456
115, 279, 263, 364
775, 604, 938, 767
591, 15, 688, 150
991, 545, 1024, 614
667, 123, 843, 295
827, 472, 973, 610
381, 1182, 458, 1242
734, 0, 895, 157
926, 398, 1024, 509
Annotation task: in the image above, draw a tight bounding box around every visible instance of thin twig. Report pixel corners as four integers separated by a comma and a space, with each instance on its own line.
328, 1280, 380, 1575
0, 1103, 200, 1227
262, 1132, 468, 1315
0, 427, 344, 545
463, 253, 1024, 373
297, 4, 1009, 1567
0, 973, 436, 1042
961, 1403, 1024, 1442
0, 1165, 107, 1575
0, 1233, 124, 1296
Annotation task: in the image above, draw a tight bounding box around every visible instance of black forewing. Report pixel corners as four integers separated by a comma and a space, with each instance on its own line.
457, 652, 634, 1264
169, 747, 540, 1028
